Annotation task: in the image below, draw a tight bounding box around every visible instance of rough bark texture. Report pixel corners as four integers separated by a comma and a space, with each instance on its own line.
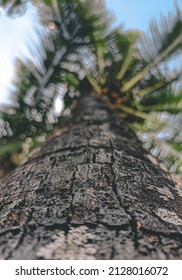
0, 95, 182, 259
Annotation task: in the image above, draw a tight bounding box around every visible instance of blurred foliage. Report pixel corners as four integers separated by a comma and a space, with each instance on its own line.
0, 0, 182, 178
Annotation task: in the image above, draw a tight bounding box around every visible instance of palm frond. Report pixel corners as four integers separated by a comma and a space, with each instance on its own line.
121, 4, 182, 92
140, 86, 182, 113
117, 43, 134, 80
139, 4, 182, 63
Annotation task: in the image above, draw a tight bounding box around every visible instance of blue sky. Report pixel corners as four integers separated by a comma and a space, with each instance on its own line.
0, 0, 182, 104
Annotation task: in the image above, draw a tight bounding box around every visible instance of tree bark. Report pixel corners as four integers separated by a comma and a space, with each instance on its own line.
0, 94, 182, 259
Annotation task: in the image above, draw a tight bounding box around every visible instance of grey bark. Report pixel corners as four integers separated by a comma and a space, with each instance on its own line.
0, 95, 182, 259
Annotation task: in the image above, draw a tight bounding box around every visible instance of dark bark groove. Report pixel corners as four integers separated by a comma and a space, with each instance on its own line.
0, 95, 182, 259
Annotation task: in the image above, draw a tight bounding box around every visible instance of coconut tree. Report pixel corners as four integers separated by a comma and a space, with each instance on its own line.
0, 0, 182, 259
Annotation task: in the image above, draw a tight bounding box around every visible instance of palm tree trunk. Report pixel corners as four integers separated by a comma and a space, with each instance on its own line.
0, 94, 182, 259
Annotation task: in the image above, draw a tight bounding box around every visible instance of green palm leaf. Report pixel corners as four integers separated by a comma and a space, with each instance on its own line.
140, 87, 182, 113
